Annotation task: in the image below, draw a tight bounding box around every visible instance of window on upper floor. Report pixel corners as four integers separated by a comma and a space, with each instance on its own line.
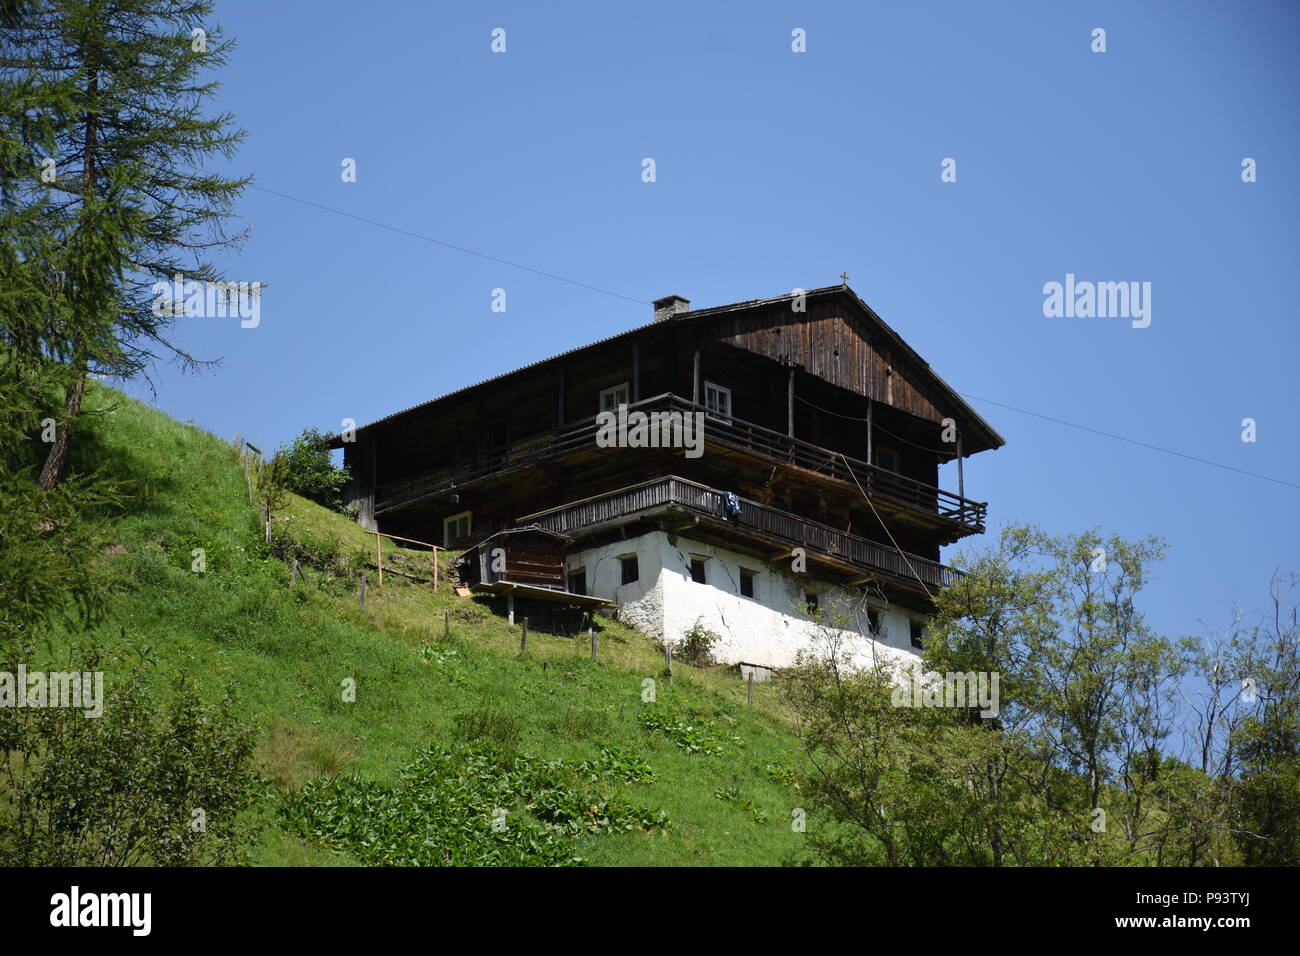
805, 591, 819, 615
910, 619, 925, 649
704, 381, 731, 423
689, 556, 707, 584
443, 511, 472, 548
600, 383, 630, 412
568, 568, 586, 596
867, 608, 882, 635
875, 446, 900, 473
620, 554, 639, 585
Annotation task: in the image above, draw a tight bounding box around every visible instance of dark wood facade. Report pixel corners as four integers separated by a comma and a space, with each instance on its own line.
459, 527, 569, 592
338, 285, 1003, 609
456, 526, 612, 610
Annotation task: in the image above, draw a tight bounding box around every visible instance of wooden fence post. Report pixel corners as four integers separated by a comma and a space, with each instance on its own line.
519, 617, 528, 653
291, 559, 300, 586
359, 574, 366, 608
589, 626, 596, 660
444, 611, 449, 640
376, 532, 383, 586
747, 671, 754, 705
665, 643, 672, 677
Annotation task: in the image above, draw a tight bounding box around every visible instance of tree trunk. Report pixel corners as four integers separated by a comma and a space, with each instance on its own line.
39, 59, 98, 492
37, 365, 86, 490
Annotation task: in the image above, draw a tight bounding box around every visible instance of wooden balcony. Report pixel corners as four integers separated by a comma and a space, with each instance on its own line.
516, 475, 961, 596
374, 393, 987, 534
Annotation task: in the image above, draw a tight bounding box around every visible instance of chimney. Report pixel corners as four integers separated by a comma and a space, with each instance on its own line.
652, 294, 690, 322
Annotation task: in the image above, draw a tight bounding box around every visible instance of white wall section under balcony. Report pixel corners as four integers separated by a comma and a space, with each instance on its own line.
565, 530, 922, 671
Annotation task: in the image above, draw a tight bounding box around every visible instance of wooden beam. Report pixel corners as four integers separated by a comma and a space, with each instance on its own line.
866, 398, 873, 465
787, 367, 795, 438
471, 581, 614, 609
632, 344, 640, 402
957, 432, 964, 500
692, 348, 700, 404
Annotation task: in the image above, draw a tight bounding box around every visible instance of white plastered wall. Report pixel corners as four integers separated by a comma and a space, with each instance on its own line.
565, 530, 924, 671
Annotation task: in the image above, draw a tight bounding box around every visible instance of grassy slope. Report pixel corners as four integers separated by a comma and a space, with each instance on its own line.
46, 383, 811, 866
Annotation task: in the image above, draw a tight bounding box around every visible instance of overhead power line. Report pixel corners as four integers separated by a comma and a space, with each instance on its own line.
250, 181, 1298, 492
960, 393, 1298, 491
250, 184, 650, 305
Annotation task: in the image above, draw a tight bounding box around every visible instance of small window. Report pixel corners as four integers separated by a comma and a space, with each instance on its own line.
910, 620, 925, 649
569, 569, 586, 596
867, 608, 881, 634
620, 554, 639, 585
805, 591, 819, 615
739, 569, 756, 599
704, 381, 731, 422
443, 511, 472, 548
689, 556, 707, 584
600, 383, 630, 412
875, 447, 900, 473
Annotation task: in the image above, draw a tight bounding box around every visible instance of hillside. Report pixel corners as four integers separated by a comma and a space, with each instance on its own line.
34, 382, 814, 866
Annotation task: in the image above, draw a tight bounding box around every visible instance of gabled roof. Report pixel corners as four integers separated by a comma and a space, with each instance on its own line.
334, 284, 1004, 453
692, 284, 1006, 452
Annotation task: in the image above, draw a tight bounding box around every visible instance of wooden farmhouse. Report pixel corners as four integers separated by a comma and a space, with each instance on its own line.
335, 284, 1004, 670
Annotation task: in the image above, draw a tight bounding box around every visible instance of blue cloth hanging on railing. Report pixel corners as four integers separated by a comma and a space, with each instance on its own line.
723, 492, 742, 518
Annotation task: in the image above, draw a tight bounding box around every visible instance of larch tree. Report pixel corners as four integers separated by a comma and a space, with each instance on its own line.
0, 0, 250, 489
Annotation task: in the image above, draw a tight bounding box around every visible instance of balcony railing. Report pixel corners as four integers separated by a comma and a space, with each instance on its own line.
374, 393, 987, 532
517, 475, 961, 593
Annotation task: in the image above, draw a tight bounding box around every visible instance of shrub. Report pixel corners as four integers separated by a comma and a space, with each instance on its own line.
0, 657, 259, 866
279, 427, 350, 512
677, 618, 720, 666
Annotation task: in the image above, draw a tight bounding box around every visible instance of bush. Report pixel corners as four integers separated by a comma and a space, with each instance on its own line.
0, 655, 259, 866
677, 618, 720, 666
279, 427, 350, 512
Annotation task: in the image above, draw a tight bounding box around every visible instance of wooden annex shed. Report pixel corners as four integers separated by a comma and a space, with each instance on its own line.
456, 526, 611, 612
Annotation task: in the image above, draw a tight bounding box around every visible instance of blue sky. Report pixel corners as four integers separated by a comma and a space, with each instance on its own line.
122, 0, 1300, 646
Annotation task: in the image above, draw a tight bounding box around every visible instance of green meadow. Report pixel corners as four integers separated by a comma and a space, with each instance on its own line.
36, 382, 814, 866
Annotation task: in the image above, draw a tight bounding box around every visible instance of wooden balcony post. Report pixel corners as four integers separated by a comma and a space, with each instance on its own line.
957, 433, 964, 500
866, 398, 873, 465
787, 367, 795, 438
